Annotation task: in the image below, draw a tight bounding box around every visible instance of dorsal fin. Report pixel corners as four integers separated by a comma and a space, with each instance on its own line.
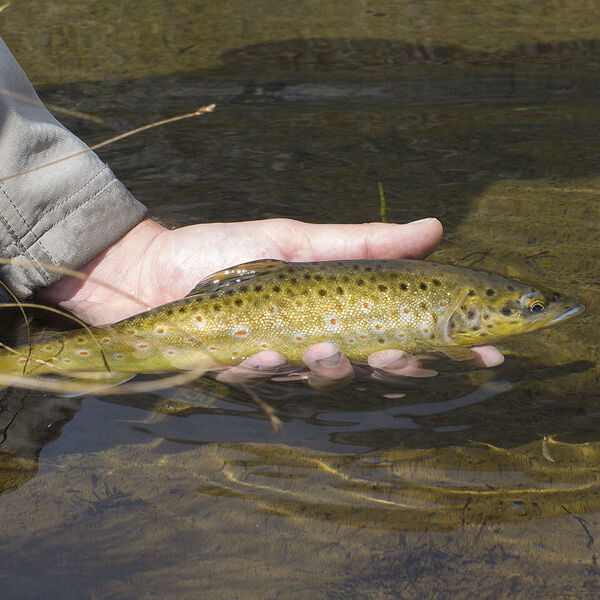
186, 259, 289, 296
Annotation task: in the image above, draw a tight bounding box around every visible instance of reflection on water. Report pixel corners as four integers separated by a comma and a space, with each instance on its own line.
2, 2, 600, 598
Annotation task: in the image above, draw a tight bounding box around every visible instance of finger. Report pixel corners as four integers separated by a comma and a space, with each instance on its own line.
216, 350, 287, 385
469, 345, 505, 367
263, 217, 443, 262
368, 349, 438, 378
302, 342, 355, 390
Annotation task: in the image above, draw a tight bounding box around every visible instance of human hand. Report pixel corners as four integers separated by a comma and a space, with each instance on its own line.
39, 217, 504, 389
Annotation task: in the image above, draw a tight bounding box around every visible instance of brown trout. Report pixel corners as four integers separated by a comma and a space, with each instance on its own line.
0, 259, 584, 378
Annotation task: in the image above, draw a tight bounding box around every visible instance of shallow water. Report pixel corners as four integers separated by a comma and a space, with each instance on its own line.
1, 2, 600, 598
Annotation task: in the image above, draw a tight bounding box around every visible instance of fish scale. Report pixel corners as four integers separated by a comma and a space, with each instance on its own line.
0, 259, 584, 378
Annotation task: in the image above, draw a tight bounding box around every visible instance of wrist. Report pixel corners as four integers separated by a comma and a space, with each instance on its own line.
37, 219, 168, 324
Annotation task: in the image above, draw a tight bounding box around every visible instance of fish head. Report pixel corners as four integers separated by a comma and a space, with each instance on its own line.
445, 273, 584, 346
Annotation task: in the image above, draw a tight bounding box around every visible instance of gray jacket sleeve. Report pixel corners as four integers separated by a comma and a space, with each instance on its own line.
0, 37, 147, 301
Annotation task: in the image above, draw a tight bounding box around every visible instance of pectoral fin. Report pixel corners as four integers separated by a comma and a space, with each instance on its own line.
186, 259, 288, 296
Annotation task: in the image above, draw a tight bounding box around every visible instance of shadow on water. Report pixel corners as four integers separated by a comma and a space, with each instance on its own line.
36, 38, 600, 232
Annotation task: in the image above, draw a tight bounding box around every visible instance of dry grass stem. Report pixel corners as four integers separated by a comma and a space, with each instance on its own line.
0, 103, 216, 183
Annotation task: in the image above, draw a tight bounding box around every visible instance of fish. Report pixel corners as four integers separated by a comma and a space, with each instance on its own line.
0, 258, 585, 380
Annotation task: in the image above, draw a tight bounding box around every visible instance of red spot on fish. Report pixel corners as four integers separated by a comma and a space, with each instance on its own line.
403, 308, 410, 314
397, 333, 405, 338
260, 343, 268, 348
440, 301, 448, 307
295, 301, 302, 307
374, 324, 382, 330
77, 337, 85, 343
44, 345, 52, 351
78, 350, 89, 356
64, 358, 73, 364
330, 318, 336, 325
423, 328, 429, 333
156, 328, 165, 334
126, 330, 135, 335
101, 338, 111, 344
208, 346, 217, 351
195, 316, 203, 322
232, 351, 239, 357
138, 344, 148, 349
235, 330, 247, 336
359, 334, 367, 339
363, 302, 369, 308
17, 358, 27, 365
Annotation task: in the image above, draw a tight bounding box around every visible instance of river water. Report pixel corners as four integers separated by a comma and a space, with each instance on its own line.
1, 2, 599, 598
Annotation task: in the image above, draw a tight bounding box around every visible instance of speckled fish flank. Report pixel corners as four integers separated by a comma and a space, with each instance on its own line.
0, 259, 584, 376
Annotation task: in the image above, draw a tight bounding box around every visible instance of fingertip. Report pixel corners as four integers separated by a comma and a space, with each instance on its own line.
470, 345, 505, 367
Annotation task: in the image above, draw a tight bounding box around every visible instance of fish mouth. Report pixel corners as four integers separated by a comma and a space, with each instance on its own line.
549, 303, 585, 324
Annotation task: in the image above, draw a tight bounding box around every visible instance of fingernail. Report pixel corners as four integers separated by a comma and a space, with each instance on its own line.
410, 217, 436, 225
316, 351, 344, 369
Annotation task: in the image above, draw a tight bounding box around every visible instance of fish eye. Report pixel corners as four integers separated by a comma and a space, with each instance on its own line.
520, 292, 547, 313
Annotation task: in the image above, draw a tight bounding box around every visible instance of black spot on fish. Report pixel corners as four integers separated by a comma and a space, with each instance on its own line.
420, 302, 427, 311
286, 289, 294, 296
314, 274, 323, 281
273, 285, 281, 293
429, 333, 435, 339
365, 266, 373, 272
501, 306, 512, 316
254, 285, 262, 292
400, 283, 408, 290
303, 273, 311, 279
357, 279, 365, 286
486, 289, 495, 296
378, 284, 387, 292
287, 267, 295, 273
369, 276, 377, 282
467, 290, 475, 297
432, 314, 438, 324
165, 309, 173, 315
226, 289, 234, 295
471, 326, 479, 331
290, 278, 298, 284
318, 289, 327, 296
433, 279, 441, 286
214, 305, 221, 312
353, 264, 359, 270
210, 293, 218, 299
389, 272, 398, 278
342, 276, 350, 283
419, 282, 427, 290
235, 299, 243, 306
378, 338, 385, 344
278, 274, 286, 280
486, 324, 494, 329
178, 307, 186, 313
507, 285, 515, 291
483, 313, 490, 320
480, 332, 488, 337
337, 286, 344, 295
467, 309, 476, 319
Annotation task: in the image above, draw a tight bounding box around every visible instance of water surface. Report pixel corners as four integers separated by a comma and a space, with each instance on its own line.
1, 2, 599, 598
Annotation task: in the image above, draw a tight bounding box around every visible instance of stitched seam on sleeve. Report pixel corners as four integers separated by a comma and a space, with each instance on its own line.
0, 183, 53, 285
36, 176, 119, 247
36, 164, 110, 224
